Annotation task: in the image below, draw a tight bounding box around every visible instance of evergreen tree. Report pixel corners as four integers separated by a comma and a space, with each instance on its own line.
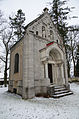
50, 0, 70, 46
50, 0, 76, 77
9, 9, 25, 41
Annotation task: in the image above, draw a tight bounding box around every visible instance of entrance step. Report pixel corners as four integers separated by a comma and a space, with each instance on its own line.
54, 85, 65, 89
55, 90, 69, 94
53, 91, 73, 98
54, 87, 66, 92
47, 85, 73, 98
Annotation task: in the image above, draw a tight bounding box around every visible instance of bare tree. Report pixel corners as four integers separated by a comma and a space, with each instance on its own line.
0, 10, 14, 86
66, 46, 72, 77
67, 26, 79, 77
0, 9, 25, 86
0, 10, 6, 33
0, 27, 14, 87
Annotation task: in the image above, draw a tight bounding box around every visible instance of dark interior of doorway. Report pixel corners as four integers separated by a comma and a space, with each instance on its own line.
48, 64, 53, 83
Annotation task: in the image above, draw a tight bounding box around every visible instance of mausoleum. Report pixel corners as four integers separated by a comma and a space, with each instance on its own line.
8, 8, 72, 99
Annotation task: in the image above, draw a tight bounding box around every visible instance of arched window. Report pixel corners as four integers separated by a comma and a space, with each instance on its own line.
14, 53, 19, 73
50, 30, 54, 40
42, 26, 46, 38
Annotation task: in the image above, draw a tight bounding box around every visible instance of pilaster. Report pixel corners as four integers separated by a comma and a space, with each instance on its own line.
22, 32, 35, 99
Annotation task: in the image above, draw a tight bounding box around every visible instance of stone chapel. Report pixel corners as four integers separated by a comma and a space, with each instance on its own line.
8, 8, 72, 99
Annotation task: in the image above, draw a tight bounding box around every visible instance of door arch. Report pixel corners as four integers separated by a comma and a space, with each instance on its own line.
48, 48, 63, 85
40, 42, 65, 85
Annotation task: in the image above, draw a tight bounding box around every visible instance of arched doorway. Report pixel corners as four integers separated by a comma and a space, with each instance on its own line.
40, 42, 66, 86
48, 48, 64, 85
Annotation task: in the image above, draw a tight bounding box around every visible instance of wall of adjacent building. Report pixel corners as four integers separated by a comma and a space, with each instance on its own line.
8, 39, 23, 95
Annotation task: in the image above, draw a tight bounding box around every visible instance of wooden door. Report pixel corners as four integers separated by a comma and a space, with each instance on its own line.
48, 64, 53, 83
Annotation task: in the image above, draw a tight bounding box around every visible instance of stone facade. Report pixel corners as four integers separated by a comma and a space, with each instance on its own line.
8, 8, 69, 99
8, 39, 23, 95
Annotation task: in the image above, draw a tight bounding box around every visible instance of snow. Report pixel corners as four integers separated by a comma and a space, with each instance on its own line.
0, 83, 79, 119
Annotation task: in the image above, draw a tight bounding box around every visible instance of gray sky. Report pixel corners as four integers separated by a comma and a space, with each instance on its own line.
0, 0, 79, 26
0, 0, 79, 78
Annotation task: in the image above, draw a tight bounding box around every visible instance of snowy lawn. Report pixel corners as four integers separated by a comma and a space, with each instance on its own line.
0, 83, 79, 119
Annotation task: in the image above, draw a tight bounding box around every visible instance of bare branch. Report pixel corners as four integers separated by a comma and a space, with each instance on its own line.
0, 57, 6, 63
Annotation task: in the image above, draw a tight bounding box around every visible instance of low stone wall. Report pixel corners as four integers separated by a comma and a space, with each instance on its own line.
69, 77, 79, 83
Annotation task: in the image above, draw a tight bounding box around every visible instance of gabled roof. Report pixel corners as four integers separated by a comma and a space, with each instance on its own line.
25, 10, 49, 29
24, 8, 63, 43
10, 8, 63, 50
25, 14, 45, 29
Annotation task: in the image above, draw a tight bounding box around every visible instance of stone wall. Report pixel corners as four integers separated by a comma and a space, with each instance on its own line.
8, 39, 23, 95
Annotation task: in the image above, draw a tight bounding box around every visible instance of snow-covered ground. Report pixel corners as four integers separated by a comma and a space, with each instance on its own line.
0, 83, 79, 119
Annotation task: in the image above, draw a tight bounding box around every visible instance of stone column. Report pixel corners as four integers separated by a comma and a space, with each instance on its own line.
57, 64, 61, 85
54, 64, 58, 85
61, 63, 65, 84
52, 64, 55, 84
45, 62, 48, 78
64, 62, 68, 85
58, 63, 65, 85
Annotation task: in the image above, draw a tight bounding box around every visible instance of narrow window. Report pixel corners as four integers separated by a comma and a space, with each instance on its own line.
57, 40, 58, 43
42, 26, 46, 38
14, 53, 19, 73
50, 30, 53, 40
36, 31, 38, 35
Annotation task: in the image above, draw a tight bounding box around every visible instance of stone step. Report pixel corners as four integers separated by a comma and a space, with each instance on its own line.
54, 90, 69, 95
52, 91, 73, 98
48, 84, 73, 98
54, 85, 65, 89
54, 87, 66, 92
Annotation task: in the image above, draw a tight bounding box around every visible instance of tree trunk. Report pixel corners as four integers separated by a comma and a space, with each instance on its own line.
73, 60, 76, 77
67, 61, 70, 78
65, 47, 70, 77
4, 51, 8, 87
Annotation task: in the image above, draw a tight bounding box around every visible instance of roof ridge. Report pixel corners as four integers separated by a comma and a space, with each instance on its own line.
25, 12, 49, 29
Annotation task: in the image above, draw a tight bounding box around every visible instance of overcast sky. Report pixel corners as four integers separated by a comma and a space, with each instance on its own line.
0, 0, 79, 78
0, 0, 79, 26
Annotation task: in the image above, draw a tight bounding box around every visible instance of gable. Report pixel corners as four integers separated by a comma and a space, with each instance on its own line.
11, 8, 63, 51
25, 9, 63, 45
